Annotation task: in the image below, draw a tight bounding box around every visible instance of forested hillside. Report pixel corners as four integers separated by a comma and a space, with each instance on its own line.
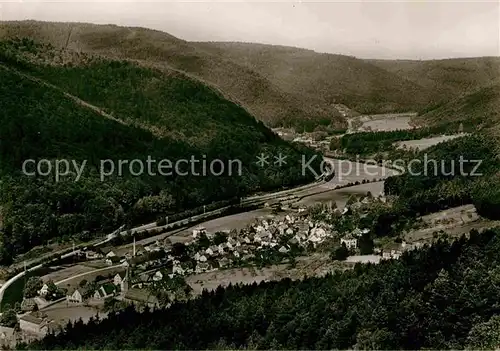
371, 134, 499, 241
369, 57, 500, 102
0, 20, 346, 132
415, 82, 500, 128
24, 228, 500, 350
195, 42, 434, 115
0, 38, 321, 263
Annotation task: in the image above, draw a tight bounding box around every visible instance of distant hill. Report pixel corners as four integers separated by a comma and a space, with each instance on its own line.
0, 20, 346, 132
0, 38, 320, 263
415, 82, 500, 129
368, 57, 500, 104
194, 41, 436, 115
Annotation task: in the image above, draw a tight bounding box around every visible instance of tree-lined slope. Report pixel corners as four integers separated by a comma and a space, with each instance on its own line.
195, 41, 434, 114
0, 38, 320, 263
0, 20, 346, 131
415, 82, 500, 129
369, 57, 500, 102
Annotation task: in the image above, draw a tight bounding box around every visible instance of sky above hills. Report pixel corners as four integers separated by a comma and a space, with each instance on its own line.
1, 0, 498, 60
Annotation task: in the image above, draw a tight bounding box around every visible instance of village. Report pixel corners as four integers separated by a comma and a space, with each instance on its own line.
2, 186, 479, 347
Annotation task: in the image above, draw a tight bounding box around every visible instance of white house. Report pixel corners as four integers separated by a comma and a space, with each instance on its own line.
113, 272, 127, 291
106, 256, 121, 266
192, 226, 207, 238
66, 288, 84, 304
340, 236, 358, 249
85, 250, 102, 260
38, 284, 49, 297
93, 284, 116, 300
153, 271, 163, 281
217, 244, 225, 255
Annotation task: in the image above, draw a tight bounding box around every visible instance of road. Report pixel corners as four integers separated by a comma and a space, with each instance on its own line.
55, 264, 124, 286
112, 158, 395, 251
0, 263, 43, 310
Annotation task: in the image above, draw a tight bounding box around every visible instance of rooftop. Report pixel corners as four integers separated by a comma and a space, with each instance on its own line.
124, 288, 159, 305
20, 313, 44, 325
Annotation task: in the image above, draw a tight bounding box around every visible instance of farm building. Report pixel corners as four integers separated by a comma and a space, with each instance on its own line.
124, 288, 159, 309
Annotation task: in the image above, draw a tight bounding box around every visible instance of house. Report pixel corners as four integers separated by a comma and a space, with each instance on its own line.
101, 247, 116, 258
390, 249, 402, 260
113, 271, 128, 291
19, 314, 45, 334
106, 256, 121, 266
66, 287, 92, 303
217, 244, 225, 255
218, 257, 230, 268
205, 246, 215, 256
129, 254, 150, 267
19, 313, 61, 337
38, 284, 49, 297
152, 271, 163, 281
340, 236, 358, 249
351, 228, 363, 237
192, 226, 206, 238
123, 288, 159, 309
93, 284, 116, 300
85, 250, 102, 260
172, 265, 184, 275
279, 246, 289, 253
382, 252, 392, 260
194, 252, 207, 262
195, 262, 211, 273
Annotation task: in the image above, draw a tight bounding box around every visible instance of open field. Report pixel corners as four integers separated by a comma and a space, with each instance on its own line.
186, 253, 353, 295
42, 300, 106, 325
349, 112, 417, 132
41, 265, 96, 284
319, 159, 398, 188
394, 133, 469, 150
405, 219, 500, 243
296, 181, 385, 207
420, 204, 478, 226
55, 266, 125, 292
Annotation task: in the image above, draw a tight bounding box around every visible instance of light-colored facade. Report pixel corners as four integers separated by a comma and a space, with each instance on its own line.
340, 237, 358, 249
66, 289, 84, 303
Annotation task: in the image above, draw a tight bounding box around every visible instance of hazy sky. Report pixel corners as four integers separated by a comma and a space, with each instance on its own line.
1, 0, 498, 59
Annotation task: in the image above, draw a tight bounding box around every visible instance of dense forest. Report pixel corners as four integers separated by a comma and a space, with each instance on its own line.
338, 122, 474, 155
0, 38, 321, 263
21, 228, 500, 349
384, 134, 498, 215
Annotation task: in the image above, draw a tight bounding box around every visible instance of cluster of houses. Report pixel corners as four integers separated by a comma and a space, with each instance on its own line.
63, 270, 159, 309
18, 312, 62, 339
64, 271, 128, 304
83, 239, 164, 267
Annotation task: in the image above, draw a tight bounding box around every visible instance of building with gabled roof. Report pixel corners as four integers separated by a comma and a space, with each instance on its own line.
340, 235, 358, 249
93, 284, 116, 300
124, 288, 159, 309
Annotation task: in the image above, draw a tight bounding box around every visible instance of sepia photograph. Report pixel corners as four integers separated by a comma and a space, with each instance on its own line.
0, 0, 499, 349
